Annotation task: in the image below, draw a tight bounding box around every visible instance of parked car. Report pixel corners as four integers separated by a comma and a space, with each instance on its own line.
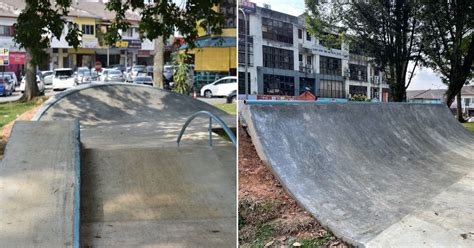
468, 117, 474, 123
40, 70, 54, 86
226, 90, 237, 103
52, 68, 75, 90
0, 75, 14, 96
133, 76, 153, 86
3, 72, 19, 87
110, 64, 126, 72
20, 75, 45, 94
125, 65, 146, 82
101, 69, 125, 82
200, 76, 237, 98
146, 66, 154, 78
75, 70, 93, 85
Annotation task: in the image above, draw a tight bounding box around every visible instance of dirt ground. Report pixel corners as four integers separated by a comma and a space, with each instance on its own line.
238, 123, 347, 248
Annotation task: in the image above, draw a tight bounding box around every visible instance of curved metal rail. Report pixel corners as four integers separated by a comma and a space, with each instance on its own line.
177, 111, 236, 147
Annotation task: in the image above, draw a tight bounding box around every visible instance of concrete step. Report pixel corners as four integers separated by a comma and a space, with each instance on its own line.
80, 145, 236, 247
0, 121, 80, 247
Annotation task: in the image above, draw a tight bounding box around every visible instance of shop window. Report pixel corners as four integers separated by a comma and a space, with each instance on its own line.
263, 74, 295, 96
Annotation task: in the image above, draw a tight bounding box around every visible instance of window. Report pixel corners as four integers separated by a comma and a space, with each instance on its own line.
82, 25, 94, 35
239, 72, 251, 94
263, 46, 294, 70
0, 25, 12, 36
262, 17, 293, 44
307, 55, 312, 65
306, 31, 311, 41
320, 80, 344, 98
263, 74, 295, 96
349, 64, 368, 81
298, 29, 303, 39
299, 54, 303, 63
221, 0, 236, 28
320, 56, 342, 76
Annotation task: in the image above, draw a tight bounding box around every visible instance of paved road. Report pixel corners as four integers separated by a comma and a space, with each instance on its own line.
0, 86, 57, 103
242, 102, 474, 247
197, 96, 227, 105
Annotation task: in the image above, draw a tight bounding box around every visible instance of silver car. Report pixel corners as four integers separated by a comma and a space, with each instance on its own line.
102, 69, 124, 82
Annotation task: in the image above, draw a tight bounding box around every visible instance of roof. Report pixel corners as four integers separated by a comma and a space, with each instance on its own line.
407, 89, 447, 100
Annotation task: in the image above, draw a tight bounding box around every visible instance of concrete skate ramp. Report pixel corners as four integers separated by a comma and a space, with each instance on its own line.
0, 121, 80, 247
33, 83, 232, 126
243, 103, 474, 247
80, 146, 236, 247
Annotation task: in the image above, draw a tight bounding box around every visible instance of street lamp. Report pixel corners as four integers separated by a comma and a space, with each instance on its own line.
239, 8, 248, 100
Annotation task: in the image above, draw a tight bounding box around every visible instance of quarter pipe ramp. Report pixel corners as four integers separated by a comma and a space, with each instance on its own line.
242, 102, 474, 247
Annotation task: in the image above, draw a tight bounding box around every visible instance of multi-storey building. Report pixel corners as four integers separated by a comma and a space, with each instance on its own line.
181, 0, 237, 87
238, 3, 390, 100
0, 0, 154, 76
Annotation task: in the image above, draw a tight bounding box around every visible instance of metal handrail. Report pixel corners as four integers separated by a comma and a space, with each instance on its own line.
177, 111, 236, 147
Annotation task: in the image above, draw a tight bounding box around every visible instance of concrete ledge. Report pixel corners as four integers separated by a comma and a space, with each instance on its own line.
0, 120, 81, 247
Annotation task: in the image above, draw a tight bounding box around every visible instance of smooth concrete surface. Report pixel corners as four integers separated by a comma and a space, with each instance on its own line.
242, 103, 474, 247
31, 84, 237, 246
80, 146, 236, 247
0, 121, 79, 247
35, 83, 232, 127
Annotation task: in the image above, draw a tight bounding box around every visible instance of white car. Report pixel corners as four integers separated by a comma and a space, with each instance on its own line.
101, 69, 124, 82
200, 76, 237, 98
40, 70, 54, 86
20, 75, 45, 94
53, 68, 75, 91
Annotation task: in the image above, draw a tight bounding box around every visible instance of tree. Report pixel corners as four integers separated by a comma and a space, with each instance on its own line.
105, 0, 225, 89
419, 0, 474, 122
13, 0, 81, 101
305, 0, 423, 101
172, 52, 192, 94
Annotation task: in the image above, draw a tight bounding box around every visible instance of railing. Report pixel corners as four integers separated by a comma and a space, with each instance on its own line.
177, 111, 236, 147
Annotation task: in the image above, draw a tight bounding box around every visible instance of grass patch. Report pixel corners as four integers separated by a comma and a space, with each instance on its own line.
464, 122, 474, 133
0, 97, 47, 128
214, 103, 236, 115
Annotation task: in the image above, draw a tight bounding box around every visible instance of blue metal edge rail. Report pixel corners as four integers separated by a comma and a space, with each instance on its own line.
177, 111, 236, 147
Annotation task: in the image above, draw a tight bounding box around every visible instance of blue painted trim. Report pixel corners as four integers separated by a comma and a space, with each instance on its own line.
244, 99, 444, 105
177, 111, 236, 147
73, 119, 81, 248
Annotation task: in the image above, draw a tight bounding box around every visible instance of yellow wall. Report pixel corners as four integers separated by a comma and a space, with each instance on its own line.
73, 17, 96, 38
194, 47, 236, 72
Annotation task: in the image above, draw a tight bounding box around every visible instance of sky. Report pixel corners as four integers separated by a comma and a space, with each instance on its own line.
249, 0, 446, 90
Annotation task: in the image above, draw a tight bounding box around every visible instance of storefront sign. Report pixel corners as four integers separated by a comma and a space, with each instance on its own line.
312, 45, 349, 60
113, 39, 142, 49
138, 50, 151, 57
0, 48, 10, 65
9, 52, 26, 65
240, 0, 257, 13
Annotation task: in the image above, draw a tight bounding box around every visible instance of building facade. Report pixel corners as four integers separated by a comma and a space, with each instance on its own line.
238, 3, 390, 100
0, 0, 155, 75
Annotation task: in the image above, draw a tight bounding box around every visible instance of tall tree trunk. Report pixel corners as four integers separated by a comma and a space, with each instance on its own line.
21, 48, 39, 101
456, 91, 465, 123
153, 36, 164, 88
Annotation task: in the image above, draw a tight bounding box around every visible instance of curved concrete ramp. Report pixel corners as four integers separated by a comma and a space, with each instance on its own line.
33, 83, 230, 126
242, 103, 474, 247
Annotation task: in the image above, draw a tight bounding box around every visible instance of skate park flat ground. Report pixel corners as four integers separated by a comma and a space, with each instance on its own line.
242, 102, 474, 247
26, 84, 236, 247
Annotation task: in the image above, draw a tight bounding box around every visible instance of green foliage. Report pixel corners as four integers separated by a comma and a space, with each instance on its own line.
13, 0, 81, 66
297, 233, 332, 247
305, 1, 422, 101
464, 123, 474, 133
105, 0, 224, 47
172, 52, 191, 94
418, 0, 474, 106
350, 94, 368, 102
